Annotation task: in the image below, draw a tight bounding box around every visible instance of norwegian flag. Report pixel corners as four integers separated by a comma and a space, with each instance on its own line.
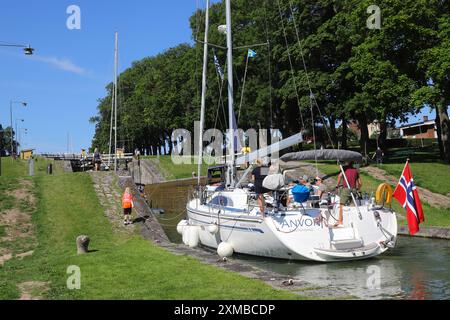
393, 161, 425, 235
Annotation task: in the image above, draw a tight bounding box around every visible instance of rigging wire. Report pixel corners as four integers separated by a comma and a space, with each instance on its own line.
276, 0, 305, 130
237, 52, 250, 125
263, 0, 274, 128
287, 0, 336, 150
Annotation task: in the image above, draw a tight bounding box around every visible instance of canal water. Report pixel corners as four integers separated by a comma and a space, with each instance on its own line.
145, 181, 450, 300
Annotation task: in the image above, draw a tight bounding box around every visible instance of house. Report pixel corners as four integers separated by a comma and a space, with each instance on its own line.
399, 116, 437, 139
20, 149, 34, 160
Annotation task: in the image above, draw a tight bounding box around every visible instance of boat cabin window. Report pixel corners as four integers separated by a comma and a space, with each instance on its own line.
209, 195, 233, 207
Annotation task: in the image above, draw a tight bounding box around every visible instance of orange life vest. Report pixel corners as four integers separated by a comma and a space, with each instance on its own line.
122, 193, 133, 209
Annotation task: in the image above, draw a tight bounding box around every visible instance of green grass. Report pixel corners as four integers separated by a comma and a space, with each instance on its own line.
0, 162, 301, 300
145, 156, 209, 180
316, 163, 450, 228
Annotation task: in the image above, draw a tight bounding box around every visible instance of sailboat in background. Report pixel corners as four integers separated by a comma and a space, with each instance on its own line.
180, 0, 398, 262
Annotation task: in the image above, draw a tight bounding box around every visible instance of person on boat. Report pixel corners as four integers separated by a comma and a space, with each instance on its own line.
335, 161, 362, 227
252, 159, 270, 217
122, 187, 134, 225
313, 176, 327, 199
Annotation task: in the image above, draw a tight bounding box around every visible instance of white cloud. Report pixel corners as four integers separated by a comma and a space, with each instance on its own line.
32, 55, 90, 76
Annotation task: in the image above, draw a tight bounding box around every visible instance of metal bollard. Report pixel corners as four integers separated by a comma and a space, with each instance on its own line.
47, 164, 53, 175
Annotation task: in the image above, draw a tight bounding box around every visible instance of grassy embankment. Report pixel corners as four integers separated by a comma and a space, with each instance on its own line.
144, 155, 209, 180
0, 157, 301, 300
372, 145, 450, 197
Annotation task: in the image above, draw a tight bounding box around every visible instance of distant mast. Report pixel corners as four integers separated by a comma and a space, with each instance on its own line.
225, 0, 235, 187
114, 32, 119, 172
198, 0, 210, 185
108, 33, 117, 168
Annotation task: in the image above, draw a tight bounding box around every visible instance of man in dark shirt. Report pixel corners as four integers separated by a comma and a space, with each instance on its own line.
375, 147, 384, 164
335, 161, 362, 227
252, 160, 270, 217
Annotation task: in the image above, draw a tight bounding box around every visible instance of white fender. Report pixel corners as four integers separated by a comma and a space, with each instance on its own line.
182, 225, 190, 246
217, 242, 234, 258
207, 224, 219, 235
177, 220, 189, 235
188, 226, 200, 248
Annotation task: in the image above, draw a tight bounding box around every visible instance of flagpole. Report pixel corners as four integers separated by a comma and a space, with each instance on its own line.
197, 0, 210, 185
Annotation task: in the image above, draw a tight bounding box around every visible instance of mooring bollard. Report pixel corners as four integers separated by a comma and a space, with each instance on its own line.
76, 235, 90, 254
28, 157, 34, 176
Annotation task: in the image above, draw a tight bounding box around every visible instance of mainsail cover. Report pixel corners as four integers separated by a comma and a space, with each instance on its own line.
280, 149, 363, 163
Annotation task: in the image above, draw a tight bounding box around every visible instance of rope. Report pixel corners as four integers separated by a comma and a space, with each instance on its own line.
237, 53, 250, 124
276, 0, 305, 130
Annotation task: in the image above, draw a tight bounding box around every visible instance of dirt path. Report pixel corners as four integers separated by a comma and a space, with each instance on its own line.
361, 166, 450, 209
0, 178, 44, 300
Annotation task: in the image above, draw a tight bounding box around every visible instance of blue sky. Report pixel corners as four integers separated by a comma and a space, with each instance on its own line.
0, 0, 205, 153
0, 1, 438, 153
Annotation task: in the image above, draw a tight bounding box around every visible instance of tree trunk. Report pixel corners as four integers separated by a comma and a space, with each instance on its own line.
329, 116, 338, 148
435, 106, 444, 158
436, 101, 450, 164
341, 116, 348, 149
379, 117, 388, 150
358, 115, 369, 159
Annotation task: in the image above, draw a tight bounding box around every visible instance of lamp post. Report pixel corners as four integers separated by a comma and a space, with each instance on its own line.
19, 128, 28, 157
15, 118, 25, 155
10, 101, 28, 159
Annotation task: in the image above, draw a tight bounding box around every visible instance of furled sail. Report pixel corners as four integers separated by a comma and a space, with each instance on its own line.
280, 149, 363, 163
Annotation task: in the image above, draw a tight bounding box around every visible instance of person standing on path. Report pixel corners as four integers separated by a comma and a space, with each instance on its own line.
122, 187, 134, 225
93, 148, 101, 171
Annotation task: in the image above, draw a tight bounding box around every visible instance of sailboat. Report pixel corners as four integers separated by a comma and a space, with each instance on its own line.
180, 0, 398, 262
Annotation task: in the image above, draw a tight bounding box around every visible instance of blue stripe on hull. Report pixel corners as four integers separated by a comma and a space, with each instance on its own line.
188, 215, 264, 234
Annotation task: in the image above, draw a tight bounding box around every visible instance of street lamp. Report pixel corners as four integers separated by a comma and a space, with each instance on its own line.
10, 101, 28, 159
0, 43, 35, 55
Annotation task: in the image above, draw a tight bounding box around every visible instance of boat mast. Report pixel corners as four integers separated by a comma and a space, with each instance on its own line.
225, 0, 235, 187
114, 32, 119, 172
108, 33, 116, 168
197, 0, 210, 185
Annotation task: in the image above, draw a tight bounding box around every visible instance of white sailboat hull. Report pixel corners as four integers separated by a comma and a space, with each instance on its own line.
185, 191, 397, 262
